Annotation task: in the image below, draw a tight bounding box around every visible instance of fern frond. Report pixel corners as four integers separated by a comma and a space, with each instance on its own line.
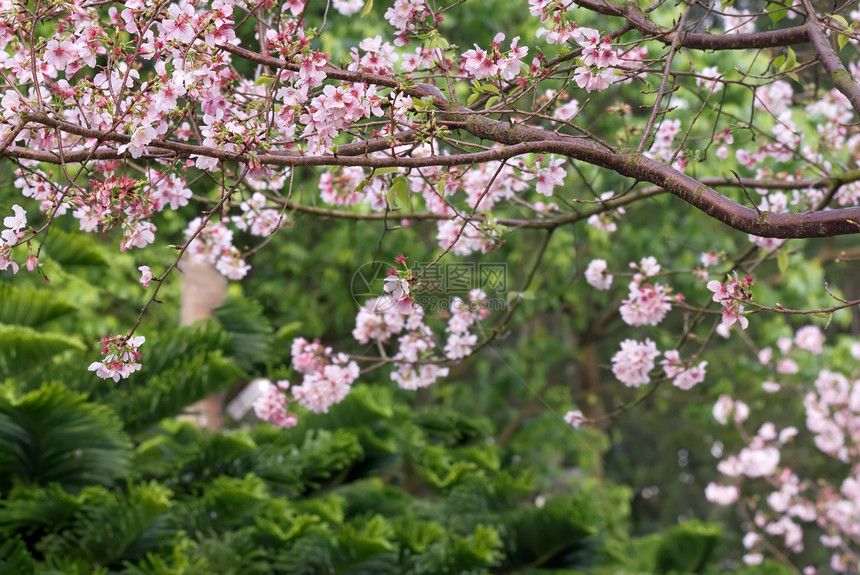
0, 383, 130, 492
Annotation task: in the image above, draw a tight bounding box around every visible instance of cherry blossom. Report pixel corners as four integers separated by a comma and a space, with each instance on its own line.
253, 380, 298, 428
611, 338, 660, 388
705, 483, 739, 505
138, 265, 153, 287
88, 335, 146, 382
585, 259, 613, 290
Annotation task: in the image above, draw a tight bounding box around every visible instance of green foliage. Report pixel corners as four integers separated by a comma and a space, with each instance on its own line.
0, 324, 85, 378
0, 536, 35, 575
0, 283, 76, 328
0, 383, 130, 492
654, 521, 723, 574
109, 351, 244, 434
212, 297, 274, 370
41, 228, 109, 268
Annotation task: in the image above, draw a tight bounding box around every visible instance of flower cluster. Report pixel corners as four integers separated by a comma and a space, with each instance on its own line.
436, 217, 500, 256
253, 380, 298, 428
184, 217, 250, 280
461, 33, 528, 81
384, 0, 427, 45
290, 338, 360, 414
647, 119, 682, 164
231, 192, 284, 237
0, 204, 26, 273
587, 192, 626, 232
522, 158, 566, 197
571, 28, 620, 93
530, 0, 579, 44
611, 338, 660, 388
619, 281, 673, 327
348, 36, 400, 75
584, 259, 613, 290
705, 324, 860, 570
660, 350, 708, 390
88, 335, 146, 382
707, 273, 754, 330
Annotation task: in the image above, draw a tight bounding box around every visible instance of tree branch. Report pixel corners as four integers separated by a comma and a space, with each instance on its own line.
573, 0, 809, 49
802, 0, 860, 116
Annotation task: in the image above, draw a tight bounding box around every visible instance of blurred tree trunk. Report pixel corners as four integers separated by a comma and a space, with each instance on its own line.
179, 259, 227, 429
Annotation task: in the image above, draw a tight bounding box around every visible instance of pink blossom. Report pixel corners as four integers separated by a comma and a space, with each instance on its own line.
332, 0, 364, 15
384, 275, 410, 302
573, 66, 614, 92
564, 410, 585, 428
462, 46, 498, 79
1, 204, 26, 245
120, 221, 156, 251
253, 380, 298, 428
585, 259, 613, 290
531, 158, 566, 197
705, 482, 739, 505
619, 282, 672, 326
88, 334, 146, 382
611, 338, 660, 387
738, 445, 780, 477
743, 553, 764, 566
701, 251, 719, 267
353, 297, 407, 343
215, 249, 251, 280
713, 394, 734, 424
553, 99, 580, 121
661, 350, 707, 390
44, 39, 78, 71
0, 250, 19, 274
795, 325, 824, 354
138, 265, 152, 287
292, 361, 359, 413
391, 363, 449, 390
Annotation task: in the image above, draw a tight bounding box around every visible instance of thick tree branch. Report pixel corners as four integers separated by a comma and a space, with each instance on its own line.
15, 107, 860, 239
573, 0, 810, 49
802, 0, 860, 116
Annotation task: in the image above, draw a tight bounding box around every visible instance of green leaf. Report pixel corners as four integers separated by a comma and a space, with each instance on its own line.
838, 31, 849, 51
436, 174, 448, 198
484, 96, 500, 109
360, 0, 372, 17
420, 30, 450, 50
777, 250, 789, 274
372, 167, 400, 176
387, 176, 410, 210
829, 13, 849, 29
766, 2, 788, 24
772, 55, 785, 71
412, 96, 435, 112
